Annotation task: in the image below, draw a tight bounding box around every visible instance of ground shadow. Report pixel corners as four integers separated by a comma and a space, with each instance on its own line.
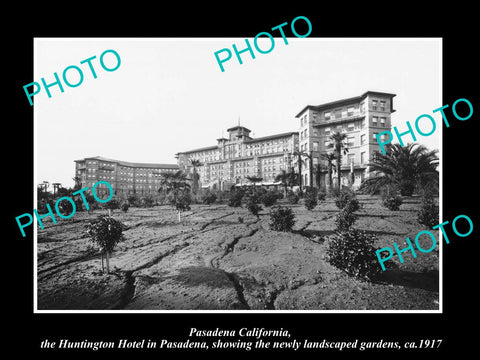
169, 266, 234, 290
356, 213, 397, 219
295, 229, 333, 240
361, 229, 409, 237
375, 269, 439, 292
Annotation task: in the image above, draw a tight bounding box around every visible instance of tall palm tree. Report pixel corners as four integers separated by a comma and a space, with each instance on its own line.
293, 150, 306, 192
320, 152, 336, 192
302, 152, 314, 188
329, 132, 349, 191
189, 159, 203, 195
360, 143, 439, 196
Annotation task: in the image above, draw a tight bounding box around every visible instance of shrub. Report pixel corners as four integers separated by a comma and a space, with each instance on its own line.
260, 191, 278, 207
335, 189, 360, 211
304, 187, 318, 210
317, 190, 326, 201
246, 195, 262, 218
127, 194, 138, 206
56, 197, 75, 216
269, 206, 296, 232
140, 195, 155, 208
201, 191, 217, 205
326, 228, 381, 281
228, 189, 244, 207
417, 197, 439, 228
382, 195, 403, 211
274, 190, 284, 200
287, 191, 299, 205
121, 202, 129, 213
334, 205, 359, 232
102, 197, 121, 212
238, 216, 244, 223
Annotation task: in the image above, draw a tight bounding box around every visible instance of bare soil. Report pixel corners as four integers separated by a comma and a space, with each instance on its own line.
37, 195, 439, 310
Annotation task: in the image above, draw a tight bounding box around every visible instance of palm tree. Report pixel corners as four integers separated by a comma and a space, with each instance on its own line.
72, 176, 82, 191
329, 132, 349, 191
320, 152, 336, 192
303, 152, 314, 188
275, 170, 290, 197
189, 159, 203, 195
159, 170, 191, 221
360, 143, 439, 196
293, 150, 306, 192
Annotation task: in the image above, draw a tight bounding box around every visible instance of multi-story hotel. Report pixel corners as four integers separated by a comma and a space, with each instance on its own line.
75, 91, 395, 194
74, 156, 179, 195
175, 126, 299, 191
295, 91, 395, 189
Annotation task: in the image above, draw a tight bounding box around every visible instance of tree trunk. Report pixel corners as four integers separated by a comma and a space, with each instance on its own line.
101, 252, 104, 272
309, 157, 313, 188
336, 158, 341, 191
108, 209, 112, 217
105, 251, 110, 274
178, 210, 181, 222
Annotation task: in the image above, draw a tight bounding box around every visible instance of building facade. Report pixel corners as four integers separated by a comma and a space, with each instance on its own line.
176, 126, 299, 190
295, 91, 395, 189
74, 156, 179, 195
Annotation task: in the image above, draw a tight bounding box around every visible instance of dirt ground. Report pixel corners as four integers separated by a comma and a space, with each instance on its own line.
37, 195, 439, 311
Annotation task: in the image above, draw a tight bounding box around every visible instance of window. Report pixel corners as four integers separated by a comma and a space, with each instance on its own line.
313, 141, 319, 151
341, 109, 347, 118
372, 100, 378, 110
380, 101, 386, 111
347, 106, 354, 116
347, 136, 354, 147
347, 154, 355, 164
347, 122, 354, 131
325, 127, 331, 136
325, 140, 331, 149
313, 129, 319, 136
361, 134, 366, 145
361, 152, 365, 164
324, 111, 331, 120
372, 116, 378, 126
373, 132, 378, 139
380, 117, 386, 127
313, 157, 318, 166
360, 102, 365, 112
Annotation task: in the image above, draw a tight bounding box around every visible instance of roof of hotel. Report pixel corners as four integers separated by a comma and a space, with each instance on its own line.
177, 131, 298, 155
226, 125, 251, 132
295, 91, 397, 117
244, 131, 298, 143
74, 156, 179, 169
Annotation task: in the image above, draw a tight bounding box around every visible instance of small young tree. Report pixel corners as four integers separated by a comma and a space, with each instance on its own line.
102, 197, 120, 216
86, 215, 124, 274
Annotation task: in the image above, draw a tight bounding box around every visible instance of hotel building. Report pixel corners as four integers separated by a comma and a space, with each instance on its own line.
175, 126, 299, 191
295, 91, 395, 189
74, 156, 179, 195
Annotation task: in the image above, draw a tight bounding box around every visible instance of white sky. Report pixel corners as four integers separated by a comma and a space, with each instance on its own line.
35, 38, 441, 189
